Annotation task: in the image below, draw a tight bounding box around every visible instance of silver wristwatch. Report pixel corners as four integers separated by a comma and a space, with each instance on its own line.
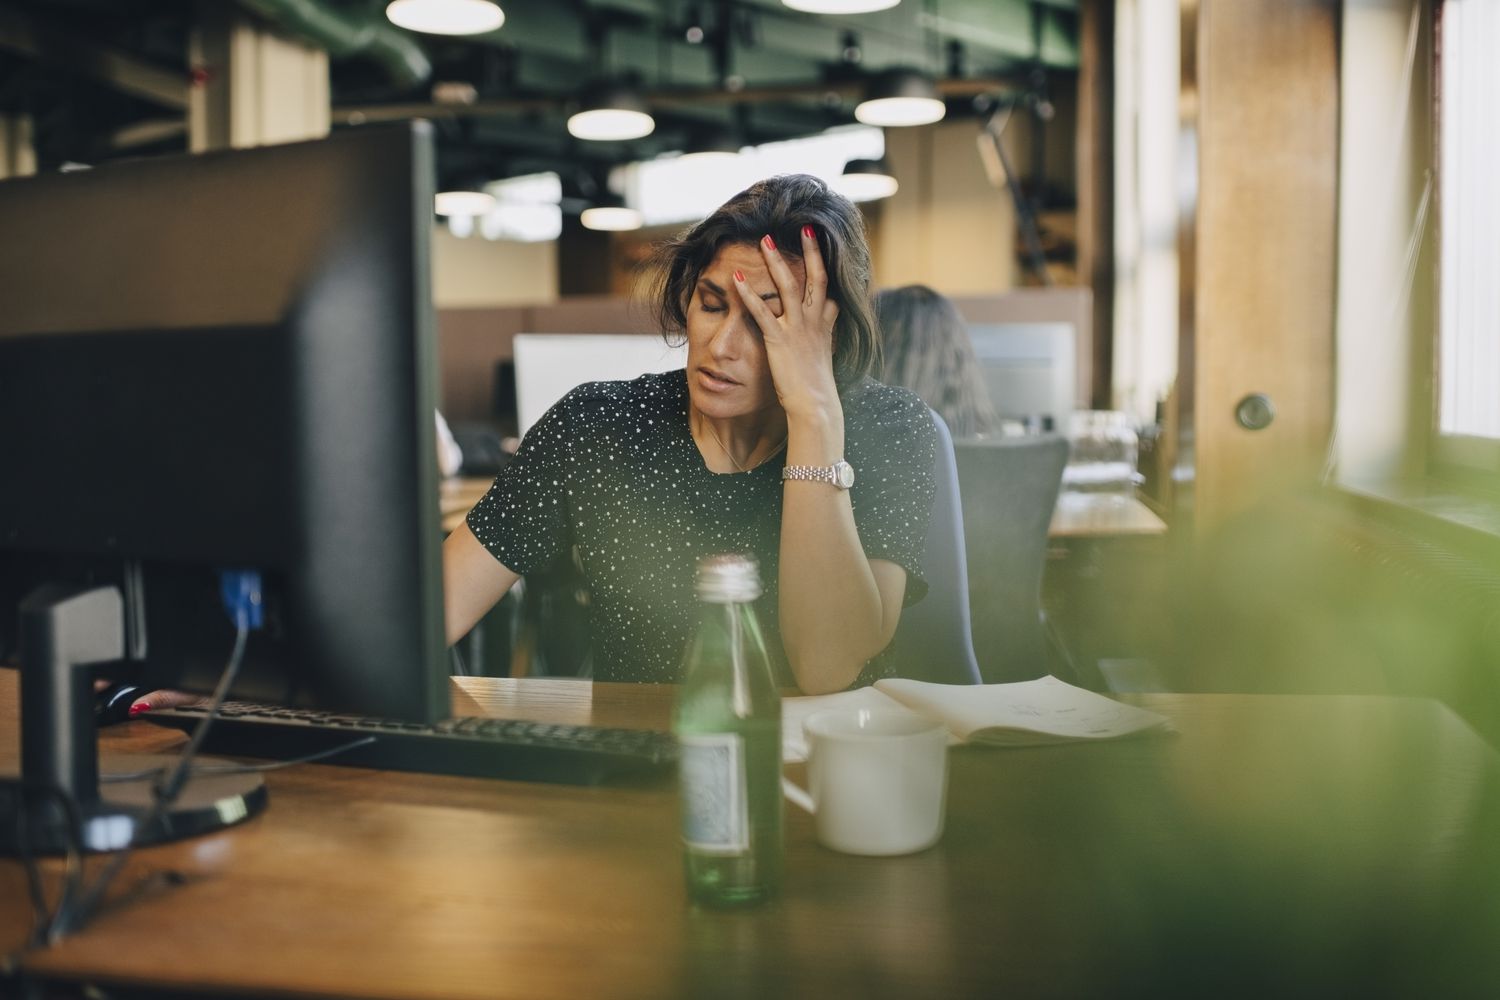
782, 460, 855, 490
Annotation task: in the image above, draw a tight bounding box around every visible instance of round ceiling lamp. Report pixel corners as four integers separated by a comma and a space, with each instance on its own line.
854, 69, 946, 127
580, 206, 643, 231
831, 158, 898, 202
782, 0, 900, 13
567, 83, 656, 142
434, 181, 496, 217
386, 0, 505, 36
579, 192, 643, 231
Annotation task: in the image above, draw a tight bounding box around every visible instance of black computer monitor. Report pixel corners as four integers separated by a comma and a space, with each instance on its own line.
0, 122, 448, 852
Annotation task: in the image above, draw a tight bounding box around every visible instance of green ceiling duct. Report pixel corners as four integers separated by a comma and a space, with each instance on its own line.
238, 0, 432, 89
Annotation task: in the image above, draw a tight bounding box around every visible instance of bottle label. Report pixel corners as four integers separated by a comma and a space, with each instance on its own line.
678, 733, 749, 855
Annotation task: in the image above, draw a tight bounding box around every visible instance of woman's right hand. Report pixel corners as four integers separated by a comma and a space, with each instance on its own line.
735, 226, 842, 423
125, 688, 204, 717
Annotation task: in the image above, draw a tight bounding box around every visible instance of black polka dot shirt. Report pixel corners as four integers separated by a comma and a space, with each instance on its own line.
467, 369, 937, 688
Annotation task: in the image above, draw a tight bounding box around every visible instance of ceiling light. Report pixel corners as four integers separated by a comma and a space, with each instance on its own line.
434, 185, 496, 217
854, 69, 946, 127
580, 192, 643, 231
831, 158, 898, 202
568, 83, 655, 142
782, 0, 900, 13
580, 206, 643, 231
386, 0, 505, 36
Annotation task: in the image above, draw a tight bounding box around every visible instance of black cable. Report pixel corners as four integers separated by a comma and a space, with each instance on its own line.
11, 787, 50, 938
193, 737, 377, 774
6, 779, 85, 951
50, 618, 251, 939
99, 734, 379, 783
97, 764, 173, 784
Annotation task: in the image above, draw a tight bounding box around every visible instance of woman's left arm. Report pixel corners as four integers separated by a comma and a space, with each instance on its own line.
734, 227, 906, 694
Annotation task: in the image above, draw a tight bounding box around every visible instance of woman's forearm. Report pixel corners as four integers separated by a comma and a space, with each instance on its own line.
776, 404, 895, 693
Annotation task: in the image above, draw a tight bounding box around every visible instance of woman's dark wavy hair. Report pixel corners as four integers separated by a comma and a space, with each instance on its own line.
644, 173, 880, 387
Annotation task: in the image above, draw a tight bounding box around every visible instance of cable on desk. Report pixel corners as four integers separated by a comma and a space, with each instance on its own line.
100, 735, 379, 783
195, 736, 378, 774
50, 570, 261, 940
4, 778, 84, 950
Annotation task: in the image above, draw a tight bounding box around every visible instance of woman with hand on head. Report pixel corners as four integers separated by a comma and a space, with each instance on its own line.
445, 174, 937, 694
123, 174, 934, 715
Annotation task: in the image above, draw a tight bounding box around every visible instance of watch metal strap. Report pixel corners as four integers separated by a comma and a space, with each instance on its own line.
783, 461, 854, 489
782, 465, 836, 485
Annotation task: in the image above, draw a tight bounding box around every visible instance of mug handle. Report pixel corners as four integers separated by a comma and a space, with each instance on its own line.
781, 777, 815, 814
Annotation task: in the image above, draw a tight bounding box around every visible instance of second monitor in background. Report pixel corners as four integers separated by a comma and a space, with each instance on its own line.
967, 322, 1077, 432
512, 333, 687, 437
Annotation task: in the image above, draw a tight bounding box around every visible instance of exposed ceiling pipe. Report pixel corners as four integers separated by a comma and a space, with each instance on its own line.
332, 75, 1023, 126
237, 0, 432, 90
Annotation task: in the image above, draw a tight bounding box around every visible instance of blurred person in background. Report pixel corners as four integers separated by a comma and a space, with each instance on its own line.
875, 284, 1002, 439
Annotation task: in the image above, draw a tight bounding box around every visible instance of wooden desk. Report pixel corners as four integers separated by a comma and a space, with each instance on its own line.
449, 478, 1165, 542
5, 673, 1500, 998
1048, 491, 1168, 539
440, 475, 495, 535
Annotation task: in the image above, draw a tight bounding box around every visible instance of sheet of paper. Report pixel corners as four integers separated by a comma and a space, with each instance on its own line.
875, 675, 1171, 744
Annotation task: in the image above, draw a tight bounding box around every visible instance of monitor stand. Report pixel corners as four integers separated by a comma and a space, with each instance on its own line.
0, 584, 266, 855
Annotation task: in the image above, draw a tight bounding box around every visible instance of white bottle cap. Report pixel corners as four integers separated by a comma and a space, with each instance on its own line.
694, 554, 762, 604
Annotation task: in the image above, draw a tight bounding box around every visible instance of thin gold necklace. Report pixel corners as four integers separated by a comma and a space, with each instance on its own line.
701, 418, 787, 473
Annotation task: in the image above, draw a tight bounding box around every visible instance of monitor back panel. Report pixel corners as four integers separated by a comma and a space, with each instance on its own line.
967, 322, 1078, 427
0, 125, 448, 722
513, 333, 686, 436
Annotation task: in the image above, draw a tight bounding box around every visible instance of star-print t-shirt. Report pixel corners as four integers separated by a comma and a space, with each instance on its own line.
466, 368, 937, 687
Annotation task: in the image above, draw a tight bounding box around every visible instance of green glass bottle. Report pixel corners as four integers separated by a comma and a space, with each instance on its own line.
674, 554, 783, 907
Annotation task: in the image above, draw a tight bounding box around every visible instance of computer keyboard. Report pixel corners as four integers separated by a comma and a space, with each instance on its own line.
140, 702, 679, 786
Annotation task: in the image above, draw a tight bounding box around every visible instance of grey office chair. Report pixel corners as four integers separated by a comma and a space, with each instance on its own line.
952, 435, 1070, 683
888, 410, 983, 685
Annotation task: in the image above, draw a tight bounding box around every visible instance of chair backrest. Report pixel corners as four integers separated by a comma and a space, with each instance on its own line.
952, 435, 1069, 683
889, 410, 983, 685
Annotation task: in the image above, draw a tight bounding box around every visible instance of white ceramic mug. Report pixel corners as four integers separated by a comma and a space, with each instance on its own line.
782, 708, 949, 856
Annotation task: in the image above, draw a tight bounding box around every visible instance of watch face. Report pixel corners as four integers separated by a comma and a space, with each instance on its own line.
834, 461, 855, 489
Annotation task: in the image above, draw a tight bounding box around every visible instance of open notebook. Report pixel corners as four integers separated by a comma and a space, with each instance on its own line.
781, 676, 1173, 763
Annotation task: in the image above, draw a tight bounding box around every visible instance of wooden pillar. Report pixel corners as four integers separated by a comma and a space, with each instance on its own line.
557, 217, 615, 297
1077, 0, 1115, 409
188, 5, 329, 152
1178, 0, 1339, 532
0, 113, 37, 179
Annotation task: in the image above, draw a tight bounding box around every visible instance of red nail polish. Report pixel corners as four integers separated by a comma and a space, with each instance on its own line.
733, 270, 745, 283
802, 225, 815, 240
129, 702, 149, 717
762, 234, 776, 251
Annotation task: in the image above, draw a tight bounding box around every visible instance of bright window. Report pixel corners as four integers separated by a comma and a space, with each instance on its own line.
1436, 0, 1500, 442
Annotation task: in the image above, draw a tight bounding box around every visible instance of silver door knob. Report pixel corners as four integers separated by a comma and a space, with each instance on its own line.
1235, 393, 1275, 431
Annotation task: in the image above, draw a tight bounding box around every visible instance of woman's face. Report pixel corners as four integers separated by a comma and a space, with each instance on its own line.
684, 241, 805, 422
